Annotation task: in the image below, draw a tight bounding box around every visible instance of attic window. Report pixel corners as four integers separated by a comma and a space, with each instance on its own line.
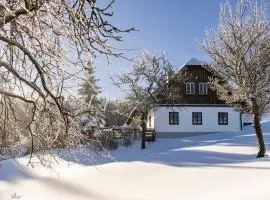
199, 83, 208, 95
186, 83, 195, 94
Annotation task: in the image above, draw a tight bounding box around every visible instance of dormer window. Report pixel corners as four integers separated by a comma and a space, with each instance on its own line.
186, 83, 195, 94
199, 83, 208, 95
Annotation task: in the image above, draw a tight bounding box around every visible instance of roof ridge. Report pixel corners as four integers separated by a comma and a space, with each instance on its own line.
177, 58, 208, 71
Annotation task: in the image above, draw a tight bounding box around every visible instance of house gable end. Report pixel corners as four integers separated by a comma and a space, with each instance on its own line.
169, 59, 225, 105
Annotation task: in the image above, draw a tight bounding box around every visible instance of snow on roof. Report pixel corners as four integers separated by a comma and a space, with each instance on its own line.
185, 58, 207, 66
178, 58, 208, 71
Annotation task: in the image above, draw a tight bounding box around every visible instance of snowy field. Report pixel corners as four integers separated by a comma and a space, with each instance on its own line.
1, 122, 270, 200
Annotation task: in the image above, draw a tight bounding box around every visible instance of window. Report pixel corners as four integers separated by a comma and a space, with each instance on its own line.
186, 83, 195, 94
148, 114, 152, 127
192, 112, 202, 125
199, 83, 208, 95
169, 112, 179, 125
218, 112, 228, 125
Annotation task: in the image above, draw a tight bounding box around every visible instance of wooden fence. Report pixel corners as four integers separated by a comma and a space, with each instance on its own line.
101, 127, 156, 142
145, 129, 156, 142
101, 127, 140, 140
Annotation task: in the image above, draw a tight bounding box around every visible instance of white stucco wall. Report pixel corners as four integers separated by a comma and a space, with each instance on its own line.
150, 106, 241, 134
147, 111, 155, 129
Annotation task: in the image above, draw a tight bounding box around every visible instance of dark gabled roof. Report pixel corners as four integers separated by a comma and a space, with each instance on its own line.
178, 58, 209, 71
176, 58, 222, 79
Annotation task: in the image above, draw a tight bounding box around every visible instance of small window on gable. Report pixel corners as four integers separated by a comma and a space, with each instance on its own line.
199, 83, 208, 95
192, 112, 202, 125
186, 83, 195, 94
218, 112, 228, 125
169, 112, 179, 125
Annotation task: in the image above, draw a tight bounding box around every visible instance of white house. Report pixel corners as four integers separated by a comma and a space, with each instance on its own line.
147, 58, 243, 138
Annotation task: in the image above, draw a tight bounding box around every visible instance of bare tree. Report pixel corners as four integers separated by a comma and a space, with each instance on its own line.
116, 52, 173, 149
0, 0, 134, 162
200, 0, 270, 157
99, 98, 129, 127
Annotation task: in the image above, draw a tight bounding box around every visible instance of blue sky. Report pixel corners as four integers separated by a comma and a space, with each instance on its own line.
95, 0, 237, 99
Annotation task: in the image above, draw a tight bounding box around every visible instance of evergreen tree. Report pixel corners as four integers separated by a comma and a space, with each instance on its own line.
78, 60, 101, 106
77, 60, 105, 135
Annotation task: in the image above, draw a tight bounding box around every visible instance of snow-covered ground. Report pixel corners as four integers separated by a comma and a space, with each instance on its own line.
1, 122, 270, 200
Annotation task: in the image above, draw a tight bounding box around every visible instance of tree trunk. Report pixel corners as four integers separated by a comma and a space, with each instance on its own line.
252, 100, 266, 158
141, 111, 147, 149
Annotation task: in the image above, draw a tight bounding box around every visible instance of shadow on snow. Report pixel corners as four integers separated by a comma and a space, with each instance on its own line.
58, 121, 270, 170
1, 121, 270, 184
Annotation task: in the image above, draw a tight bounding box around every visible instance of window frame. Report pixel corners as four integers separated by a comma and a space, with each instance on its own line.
169, 112, 179, 125
186, 82, 195, 95
192, 112, 202, 125
199, 83, 208, 95
218, 112, 228, 125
